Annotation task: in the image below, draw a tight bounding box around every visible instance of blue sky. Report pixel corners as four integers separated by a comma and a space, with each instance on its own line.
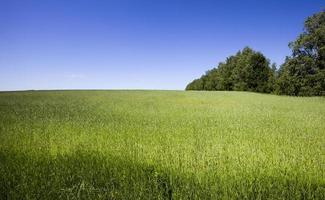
0, 0, 323, 90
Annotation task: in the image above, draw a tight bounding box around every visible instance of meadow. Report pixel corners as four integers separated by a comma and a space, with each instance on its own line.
0, 90, 324, 199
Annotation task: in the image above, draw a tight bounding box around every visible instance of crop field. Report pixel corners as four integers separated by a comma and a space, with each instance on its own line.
0, 90, 324, 199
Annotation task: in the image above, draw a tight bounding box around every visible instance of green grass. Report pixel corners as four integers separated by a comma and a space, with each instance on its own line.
0, 90, 324, 199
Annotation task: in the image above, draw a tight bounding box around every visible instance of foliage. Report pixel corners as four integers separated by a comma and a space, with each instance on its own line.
186, 47, 274, 93
276, 11, 325, 96
1, 90, 325, 199
187, 11, 325, 96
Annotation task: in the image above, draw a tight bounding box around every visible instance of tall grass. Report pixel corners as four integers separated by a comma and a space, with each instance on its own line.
0, 90, 324, 199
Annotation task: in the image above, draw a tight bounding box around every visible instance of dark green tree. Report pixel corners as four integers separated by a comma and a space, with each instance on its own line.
267, 63, 277, 93
185, 78, 204, 90
276, 10, 325, 96
186, 47, 273, 93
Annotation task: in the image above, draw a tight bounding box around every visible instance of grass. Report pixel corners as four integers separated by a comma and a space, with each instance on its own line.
0, 90, 324, 199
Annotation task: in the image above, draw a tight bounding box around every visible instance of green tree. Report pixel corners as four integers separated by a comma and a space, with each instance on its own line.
267, 63, 277, 93
185, 78, 204, 90
277, 10, 325, 96
186, 47, 273, 93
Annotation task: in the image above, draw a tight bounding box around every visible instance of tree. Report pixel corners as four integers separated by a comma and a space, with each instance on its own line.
267, 63, 277, 93
185, 78, 204, 90
186, 47, 274, 93
276, 10, 325, 96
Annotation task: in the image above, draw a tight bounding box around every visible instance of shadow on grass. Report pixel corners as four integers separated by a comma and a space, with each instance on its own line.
0, 149, 324, 200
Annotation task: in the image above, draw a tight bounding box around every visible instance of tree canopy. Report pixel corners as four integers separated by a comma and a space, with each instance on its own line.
186, 10, 325, 96
186, 47, 274, 93
276, 11, 325, 96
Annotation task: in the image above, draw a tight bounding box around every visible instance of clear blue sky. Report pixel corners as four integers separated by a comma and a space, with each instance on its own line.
0, 0, 323, 91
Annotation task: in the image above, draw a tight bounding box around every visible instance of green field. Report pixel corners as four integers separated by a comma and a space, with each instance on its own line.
0, 90, 324, 199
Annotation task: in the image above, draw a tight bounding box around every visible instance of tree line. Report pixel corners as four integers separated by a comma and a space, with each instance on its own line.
186, 11, 325, 96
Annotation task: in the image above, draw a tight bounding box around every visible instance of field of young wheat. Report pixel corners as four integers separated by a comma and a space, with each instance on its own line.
0, 90, 324, 199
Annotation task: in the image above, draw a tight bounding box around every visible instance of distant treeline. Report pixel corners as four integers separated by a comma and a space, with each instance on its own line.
186, 11, 325, 96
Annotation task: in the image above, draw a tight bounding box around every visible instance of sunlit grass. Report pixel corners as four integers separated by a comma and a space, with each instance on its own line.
0, 90, 324, 199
